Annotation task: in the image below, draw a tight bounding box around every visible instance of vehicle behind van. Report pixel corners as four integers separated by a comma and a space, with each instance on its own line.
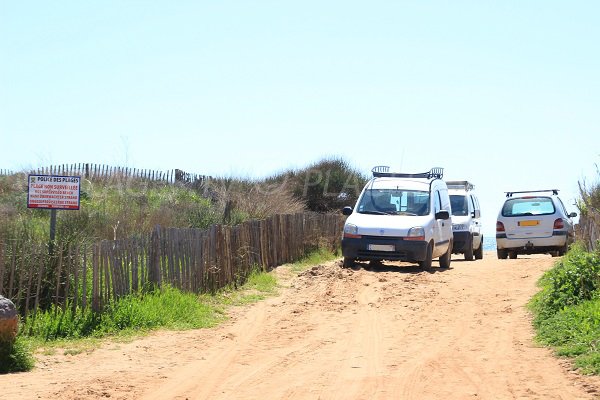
496, 189, 577, 259
447, 181, 483, 260
341, 167, 453, 269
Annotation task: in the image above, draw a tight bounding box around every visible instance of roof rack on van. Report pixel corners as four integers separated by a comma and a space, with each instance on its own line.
505, 189, 559, 198
371, 166, 444, 179
446, 181, 475, 191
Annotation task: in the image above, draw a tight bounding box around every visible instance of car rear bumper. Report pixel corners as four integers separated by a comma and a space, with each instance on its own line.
496, 231, 567, 253
342, 236, 428, 262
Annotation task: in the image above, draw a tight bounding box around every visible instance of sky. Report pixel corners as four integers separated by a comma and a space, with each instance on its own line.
1, 1, 599, 236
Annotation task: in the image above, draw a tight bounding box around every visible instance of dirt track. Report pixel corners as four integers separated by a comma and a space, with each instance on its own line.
2, 252, 600, 400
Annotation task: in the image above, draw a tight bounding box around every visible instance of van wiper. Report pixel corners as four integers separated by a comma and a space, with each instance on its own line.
359, 210, 392, 215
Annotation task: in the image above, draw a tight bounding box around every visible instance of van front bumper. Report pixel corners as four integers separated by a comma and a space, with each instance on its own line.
342, 236, 428, 262
451, 231, 471, 253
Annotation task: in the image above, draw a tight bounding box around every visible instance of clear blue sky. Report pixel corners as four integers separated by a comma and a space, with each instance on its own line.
1, 1, 599, 235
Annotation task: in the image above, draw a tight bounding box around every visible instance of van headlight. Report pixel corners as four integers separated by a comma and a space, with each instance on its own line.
406, 227, 425, 241
343, 223, 361, 238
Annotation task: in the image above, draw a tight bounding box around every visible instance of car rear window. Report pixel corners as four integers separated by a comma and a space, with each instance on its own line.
502, 197, 555, 217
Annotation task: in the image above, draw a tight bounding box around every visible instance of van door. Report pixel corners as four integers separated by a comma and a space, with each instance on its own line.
432, 189, 450, 258
470, 194, 482, 249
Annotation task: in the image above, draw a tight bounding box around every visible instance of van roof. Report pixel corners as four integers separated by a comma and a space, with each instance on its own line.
446, 181, 475, 191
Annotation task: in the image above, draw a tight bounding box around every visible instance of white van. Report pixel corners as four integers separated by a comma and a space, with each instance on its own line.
341, 167, 453, 269
447, 181, 483, 260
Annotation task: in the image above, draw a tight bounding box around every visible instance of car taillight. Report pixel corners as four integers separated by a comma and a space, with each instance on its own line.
553, 218, 564, 229
496, 221, 505, 232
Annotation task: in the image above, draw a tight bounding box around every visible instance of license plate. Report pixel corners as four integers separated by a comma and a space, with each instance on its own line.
518, 220, 539, 227
368, 244, 395, 252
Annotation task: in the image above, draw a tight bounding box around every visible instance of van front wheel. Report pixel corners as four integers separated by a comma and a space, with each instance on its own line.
343, 257, 355, 268
419, 242, 433, 269
474, 237, 483, 260
464, 235, 474, 261
439, 241, 452, 269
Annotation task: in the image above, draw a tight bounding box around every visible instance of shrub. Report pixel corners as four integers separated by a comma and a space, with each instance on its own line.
268, 157, 368, 212
531, 243, 600, 322
0, 336, 34, 374
535, 298, 600, 374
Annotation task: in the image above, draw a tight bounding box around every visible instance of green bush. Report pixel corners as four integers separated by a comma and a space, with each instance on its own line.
536, 298, 600, 374
0, 336, 34, 374
531, 243, 600, 322
268, 157, 367, 212
530, 243, 600, 374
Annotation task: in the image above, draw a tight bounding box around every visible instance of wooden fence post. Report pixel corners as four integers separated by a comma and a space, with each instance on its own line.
149, 226, 162, 289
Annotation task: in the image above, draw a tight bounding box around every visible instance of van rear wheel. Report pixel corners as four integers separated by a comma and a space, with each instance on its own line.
497, 249, 508, 259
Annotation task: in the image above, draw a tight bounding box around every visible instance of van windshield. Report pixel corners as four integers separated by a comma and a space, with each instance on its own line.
357, 189, 429, 216
450, 195, 469, 216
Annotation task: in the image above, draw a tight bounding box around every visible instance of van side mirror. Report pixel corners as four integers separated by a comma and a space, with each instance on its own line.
569, 212, 578, 218
435, 210, 450, 220
342, 206, 353, 216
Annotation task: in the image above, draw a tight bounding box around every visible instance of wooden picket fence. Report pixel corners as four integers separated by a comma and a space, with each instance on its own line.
577, 207, 600, 252
0, 163, 208, 186
0, 212, 343, 319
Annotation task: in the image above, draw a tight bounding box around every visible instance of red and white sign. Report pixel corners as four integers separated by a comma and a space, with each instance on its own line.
28, 175, 81, 210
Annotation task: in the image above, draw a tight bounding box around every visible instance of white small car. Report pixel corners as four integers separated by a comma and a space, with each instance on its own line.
496, 189, 577, 259
447, 181, 483, 261
341, 167, 453, 269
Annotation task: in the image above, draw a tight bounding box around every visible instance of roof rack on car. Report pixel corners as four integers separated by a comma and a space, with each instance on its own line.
446, 180, 475, 191
505, 189, 559, 198
371, 166, 444, 179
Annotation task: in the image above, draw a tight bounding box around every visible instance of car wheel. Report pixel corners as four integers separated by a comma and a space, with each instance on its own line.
508, 251, 517, 259
464, 235, 474, 261
419, 242, 433, 269
558, 243, 568, 256
439, 241, 452, 269
474, 237, 483, 260
343, 257, 355, 268
497, 249, 508, 259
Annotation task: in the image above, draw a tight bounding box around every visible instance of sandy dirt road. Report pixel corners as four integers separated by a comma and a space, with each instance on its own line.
2, 252, 600, 400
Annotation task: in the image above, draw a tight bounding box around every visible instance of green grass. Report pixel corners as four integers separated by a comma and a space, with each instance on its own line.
529, 243, 600, 374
